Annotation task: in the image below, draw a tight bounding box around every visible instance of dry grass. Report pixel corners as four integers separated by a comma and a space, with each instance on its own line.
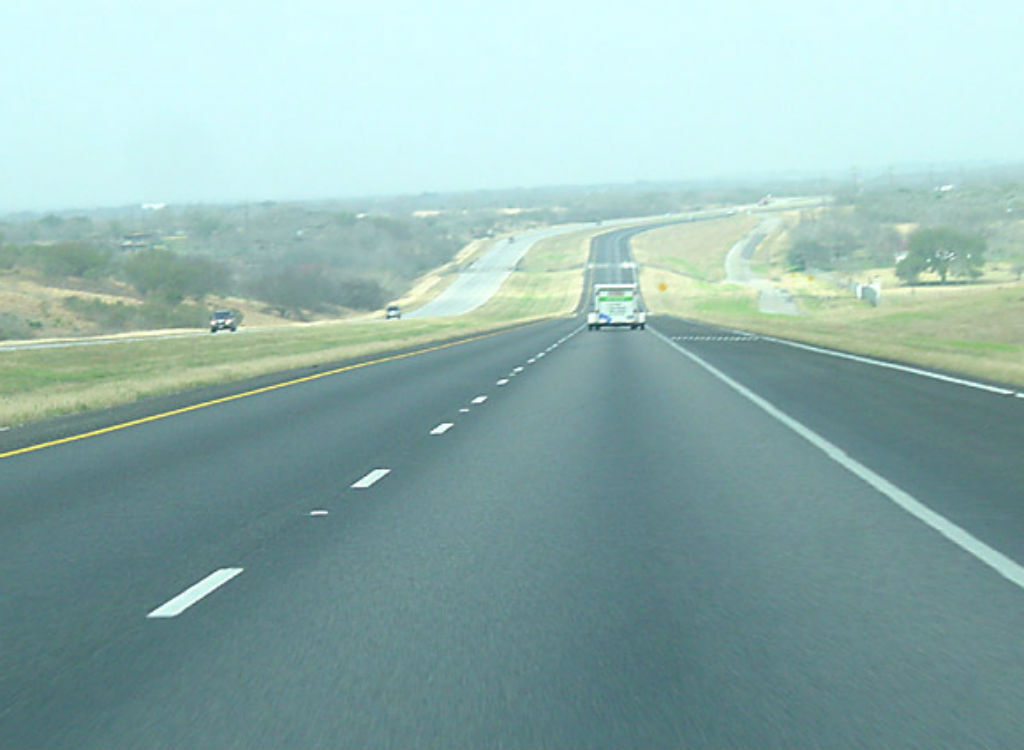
639, 267, 758, 319
636, 215, 1024, 387
716, 287, 1024, 386
0, 273, 138, 337
471, 269, 583, 321
751, 211, 799, 275
518, 229, 593, 272
631, 215, 759, 282
0, 270, 352, 343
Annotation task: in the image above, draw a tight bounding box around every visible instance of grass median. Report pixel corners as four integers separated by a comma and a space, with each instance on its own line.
632, 214, 758, 281
0, 319, 503, 427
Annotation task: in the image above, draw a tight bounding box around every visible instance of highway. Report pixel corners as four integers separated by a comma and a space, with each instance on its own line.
586, 224, 642, 286
3, 227, 1024, 748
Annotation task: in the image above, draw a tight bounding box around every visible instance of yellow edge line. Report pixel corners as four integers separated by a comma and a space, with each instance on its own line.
0, 327, 515, 460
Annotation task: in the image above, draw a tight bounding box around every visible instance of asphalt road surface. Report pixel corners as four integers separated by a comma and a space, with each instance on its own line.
723, 216, 800, 315
4, 222, 1024, 748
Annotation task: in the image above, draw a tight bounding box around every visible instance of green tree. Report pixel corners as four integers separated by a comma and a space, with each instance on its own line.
185, 210, 226, 239
337, 277, 386, 309
250, 266, 335, 315
787, 238, 826, 271
123, 249, 229, 303
896, 227, 986, 283
30, 243, 112, 279
0, 238, 22, 269
249, 267, 385, 316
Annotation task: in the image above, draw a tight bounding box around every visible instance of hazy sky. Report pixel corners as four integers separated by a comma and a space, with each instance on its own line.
3, 0, 1023, 211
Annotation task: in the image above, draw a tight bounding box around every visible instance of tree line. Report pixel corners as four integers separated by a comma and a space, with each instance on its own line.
784, 187, 1010, 285
0, 205, 469, 328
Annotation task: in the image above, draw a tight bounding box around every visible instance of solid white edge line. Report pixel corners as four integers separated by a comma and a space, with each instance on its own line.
650, 326, 1024, 592
147, 568, 244, 618
761, 334, 1017, 396
351, 468, 391, 488
430, 422, 454, 435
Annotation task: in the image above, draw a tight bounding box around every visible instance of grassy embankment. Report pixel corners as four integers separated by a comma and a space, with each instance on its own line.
467, 227, 595, 319
633, 214, 764, 319
0, 226, 600, 428
637, 213, 1024, 387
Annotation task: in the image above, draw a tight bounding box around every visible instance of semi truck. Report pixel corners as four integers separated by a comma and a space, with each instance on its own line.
587, 283, 645, 330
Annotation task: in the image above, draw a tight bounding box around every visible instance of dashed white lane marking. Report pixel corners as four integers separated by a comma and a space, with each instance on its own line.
673, 335, 758, 342
309, 509, 329, 516
513, 366, 524, 373
537, 352, 546, 358
351, 468, 391, 488
471, 395, 488, 404
430, 422, 454, 435
459, 407, 470, 413
651, 327, 1024, 593
496, 379, 509, 386
762, 335, 1017, 396
527, 358, 536, 364
147, 568, 244, 619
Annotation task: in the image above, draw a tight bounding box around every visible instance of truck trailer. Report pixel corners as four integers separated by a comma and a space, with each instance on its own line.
587, 283, 646, 330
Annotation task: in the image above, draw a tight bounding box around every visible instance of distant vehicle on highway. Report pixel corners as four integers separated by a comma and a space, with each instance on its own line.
588, 283, 645, 330
385, 305, 402, 319
209, 309, 239, 332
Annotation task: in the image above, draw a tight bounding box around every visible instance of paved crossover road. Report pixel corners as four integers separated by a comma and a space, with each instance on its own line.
3, 224, 1024, 748
723, 216, 800, 315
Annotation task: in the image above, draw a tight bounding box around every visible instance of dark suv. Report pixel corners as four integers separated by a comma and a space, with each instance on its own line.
209, 309, 238, 333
